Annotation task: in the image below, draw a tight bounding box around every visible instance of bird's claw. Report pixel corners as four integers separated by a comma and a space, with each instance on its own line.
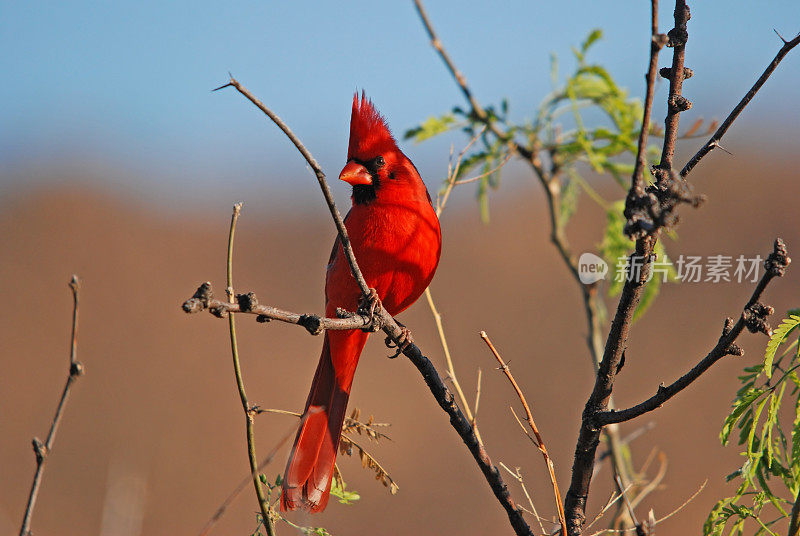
358, 288, 383, 332
385, 326, 414, 359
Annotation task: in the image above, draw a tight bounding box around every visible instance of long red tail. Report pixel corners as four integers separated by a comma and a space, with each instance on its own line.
281, 330, 367, 512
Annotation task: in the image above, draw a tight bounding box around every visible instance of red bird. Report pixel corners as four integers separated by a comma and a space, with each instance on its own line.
281, 94, 442, 512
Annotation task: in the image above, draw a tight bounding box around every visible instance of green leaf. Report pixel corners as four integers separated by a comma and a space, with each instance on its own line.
329, 479, 360, 505
581, 29, 603, 53
764, 315, 800, 379
722, 387, 766, 445
404, 113, 457, 143
559, 172, 581, 228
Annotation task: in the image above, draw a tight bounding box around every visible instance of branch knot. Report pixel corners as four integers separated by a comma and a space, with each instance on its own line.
765, 238, 791, 276
298, 314, 324, 336
182, 281, 213, 313
32, 437, 47, 463
743, 302, 774, 336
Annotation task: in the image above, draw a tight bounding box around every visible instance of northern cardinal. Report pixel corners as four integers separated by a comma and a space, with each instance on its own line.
280, 94, 442, 512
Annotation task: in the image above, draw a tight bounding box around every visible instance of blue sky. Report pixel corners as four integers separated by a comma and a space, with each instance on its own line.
1, 1, 798, 203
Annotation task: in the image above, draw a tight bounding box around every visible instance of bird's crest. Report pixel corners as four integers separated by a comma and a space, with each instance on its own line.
347, 92, 397, 161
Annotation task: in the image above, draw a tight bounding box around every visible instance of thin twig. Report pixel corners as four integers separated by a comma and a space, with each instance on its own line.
424, 288, 483, 445
481, 331, 567, 536
19, 276, 85, 536
586, 480, 706, 536
453, 149, 514, 185
681, 32, 800, 177
223, 203, 275, 536
437, 126, 485, 215
213, 79, 533, 536
499, 462, 549, 536
198, 418, 304, 536
630, 0, 664, 192
584, 486, 634, 534
615, 475, 639, 527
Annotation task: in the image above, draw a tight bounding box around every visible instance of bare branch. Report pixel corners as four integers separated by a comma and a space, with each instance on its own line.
630, 0, 666, 193
222, 203, 275, 536
565, 3, 692, 533
183, 282, 374, 335
20, 276, 85, 536
595, 239, 790, 426
481, 331, 567, 536
681, 32, 800, 177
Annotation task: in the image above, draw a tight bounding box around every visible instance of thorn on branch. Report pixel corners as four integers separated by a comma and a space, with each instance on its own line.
183, 281, 214, 313
765, 238, 791, 276
69, 361, 85, 377
31, 437, 46, 463
298, 314, 323, 336
743, 302, 774, 336
773, 28, 788, 44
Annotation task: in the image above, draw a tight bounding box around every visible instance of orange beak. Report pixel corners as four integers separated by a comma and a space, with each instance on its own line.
339, 161, 373, 186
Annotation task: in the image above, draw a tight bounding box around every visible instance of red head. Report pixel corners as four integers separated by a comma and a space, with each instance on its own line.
347, 92, 397, 163
339, 92, 429, 206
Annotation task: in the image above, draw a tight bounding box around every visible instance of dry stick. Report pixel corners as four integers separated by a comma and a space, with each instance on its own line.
183, 288, 373, 333
223, 203, 275, 536
630, 0, 664, 193
215, 79, 533, 536
594, 240, 790, 426
585, 480, 706, 536
499, 463, 549, 535
481, 331, 567, 536
423, 288, 483, 446
199, 418, 303, 536
681, 31, 800, 177
424, 128, 490, 446
565, 2, 691, 533
19, 276, 85, 536
412, 0, 637, 507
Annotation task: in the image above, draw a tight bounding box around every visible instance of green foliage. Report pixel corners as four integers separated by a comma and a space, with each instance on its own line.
705, 314, 800, 536
404, 113, 458, 143
330, 478, 361, 505
405, 29, 654, 223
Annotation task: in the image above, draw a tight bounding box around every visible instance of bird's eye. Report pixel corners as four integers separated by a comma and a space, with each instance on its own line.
374, 156, 385, 167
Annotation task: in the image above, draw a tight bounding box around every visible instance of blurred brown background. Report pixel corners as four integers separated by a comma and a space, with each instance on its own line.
1, 136, 798, 535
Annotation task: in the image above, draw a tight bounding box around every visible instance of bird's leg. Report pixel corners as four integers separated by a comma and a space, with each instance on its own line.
385, 321, 414, 359
357, 288, 383, 332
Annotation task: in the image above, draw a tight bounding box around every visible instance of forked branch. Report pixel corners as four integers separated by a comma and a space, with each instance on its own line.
19, 276, 85, 536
